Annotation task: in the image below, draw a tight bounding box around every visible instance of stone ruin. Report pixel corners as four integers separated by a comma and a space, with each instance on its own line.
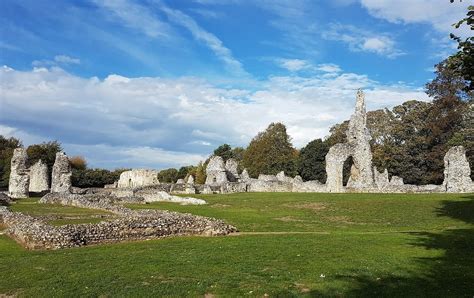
51, 152, 72, 193
29, 159, 49, 193
206, 156, 238, 185
117, 169, 160, 188
194, 90, 473, 194
443, 146, 473, 193
8, 148, 30, 199
326, 90, 374, 192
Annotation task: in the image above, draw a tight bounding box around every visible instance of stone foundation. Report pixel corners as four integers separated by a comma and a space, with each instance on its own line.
1, 193, 235, 250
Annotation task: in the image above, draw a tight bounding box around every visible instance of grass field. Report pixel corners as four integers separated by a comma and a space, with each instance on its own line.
8, 198, 114, 226
1, 192, 473, 297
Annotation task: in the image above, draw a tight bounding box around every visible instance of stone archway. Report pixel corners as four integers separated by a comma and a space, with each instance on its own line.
325, 143, 353, 192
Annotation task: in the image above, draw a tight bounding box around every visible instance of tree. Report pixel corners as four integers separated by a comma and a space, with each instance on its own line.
72, 168, 127, 188
0, 136, 22, 188
449, 3, 474, 92
69, 156, 87, 170
177, 166, 195, 180
158, 168, 179, 183
242, 122, 298, 178
213, 144, 233, 161
193, 161, 207, 184
297, 139, 329, 182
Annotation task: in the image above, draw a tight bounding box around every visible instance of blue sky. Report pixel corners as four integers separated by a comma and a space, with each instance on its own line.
0, 0, 471, 169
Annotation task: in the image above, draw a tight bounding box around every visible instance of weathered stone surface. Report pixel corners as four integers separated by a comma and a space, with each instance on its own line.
176, 178, 185, 184
205, 156, 228, 185
104, 182, 118, 189
220, 182, 248, 194
345, 90, 374, 189
374, 167, 389, 190
2, 194, 235, 250
8, 148, 29, 198
325, 143, 352, 193
28, 159, 49, 193
276, 171, 293, 183
139, 191, 206, 205
51, 152, 72, 193
326, 90, 374, 192
170, 182, 196, 194
248, 179, 292, 192
117, 169, 160, 188
293, 180, 326, 192
240, 169, 250, 181
443, 146, 473, 193
293, 175, 303, 184
186, 175, 194, 184
390, 176, 404, 186
258, 174, 278, 182
225, 158, 240, 182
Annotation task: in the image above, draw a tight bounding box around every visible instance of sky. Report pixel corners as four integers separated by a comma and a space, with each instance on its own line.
0, 0, 471, 170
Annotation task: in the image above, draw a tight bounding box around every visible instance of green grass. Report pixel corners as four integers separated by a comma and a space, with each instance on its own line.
1, 192, 473, 297
9, 197, 113, 226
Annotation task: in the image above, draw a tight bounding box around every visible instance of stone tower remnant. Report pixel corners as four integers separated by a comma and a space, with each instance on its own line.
325, 90, 375, 192
29, 159, 49, 193
51, 152, 72, 193
443, 146, 473, 193
205, 156, 228, 185
8, 148, 30, 198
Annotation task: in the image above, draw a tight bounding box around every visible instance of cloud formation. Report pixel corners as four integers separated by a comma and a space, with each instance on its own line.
323, 23, 404, 58
0, 65, 429, 169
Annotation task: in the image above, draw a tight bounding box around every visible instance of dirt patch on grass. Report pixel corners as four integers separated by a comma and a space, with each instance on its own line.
326, 216, 357, 225
211, 203, 231, 208
283, 202, 328, 211
294, 283, 311, 293
275, 216, 307, 222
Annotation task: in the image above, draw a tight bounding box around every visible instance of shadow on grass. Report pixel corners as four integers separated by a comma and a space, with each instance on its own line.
303, 194, 474, 297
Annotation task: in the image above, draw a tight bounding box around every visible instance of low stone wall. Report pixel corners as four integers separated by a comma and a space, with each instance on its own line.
1, 194, 236, 250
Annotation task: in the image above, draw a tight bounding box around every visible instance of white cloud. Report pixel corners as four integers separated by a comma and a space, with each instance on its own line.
277, 59, 310, 72
0, 66, 430, 169
359, 0, 471, 34
54, 55, 80, 65
322, 23, 405, 58
160, 4, 247, 76
93, 0, 172, 39
316, 63, 342, 73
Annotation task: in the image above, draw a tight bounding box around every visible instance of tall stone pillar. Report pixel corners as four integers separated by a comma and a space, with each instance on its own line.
51, 152, 72, 193
29, 159, 50, 193
8, 148, 30, 198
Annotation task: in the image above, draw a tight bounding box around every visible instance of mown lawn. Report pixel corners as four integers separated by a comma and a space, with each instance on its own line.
8, 198, 114, 226
0, 192, 473, 297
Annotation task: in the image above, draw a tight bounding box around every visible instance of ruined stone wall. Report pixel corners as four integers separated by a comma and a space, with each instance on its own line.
29, 159, 49, 193
117, 169, 160, 188
443, 146, 474, 193
8, 148, 29, 198
1, 203, 235, 250
205, 156, 228, 185
51, 152, 72, 193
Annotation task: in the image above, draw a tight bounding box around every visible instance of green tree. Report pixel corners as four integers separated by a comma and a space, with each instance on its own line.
242, 122, 298, 178
213, 144, 233, 161
449, 3, 473, 92
297, 139, 329, 183
0, 136, 22, 188
72, 168, 127, 188
193, 161, 207, 184
158, 168, 179, 183
177, 166, 195, 180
